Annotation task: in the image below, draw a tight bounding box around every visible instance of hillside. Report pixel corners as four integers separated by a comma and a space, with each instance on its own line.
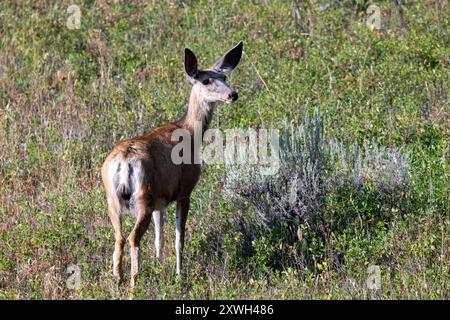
0, 0, 448, 299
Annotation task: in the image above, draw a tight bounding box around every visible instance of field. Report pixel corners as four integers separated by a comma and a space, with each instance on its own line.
0, 0, 448, 299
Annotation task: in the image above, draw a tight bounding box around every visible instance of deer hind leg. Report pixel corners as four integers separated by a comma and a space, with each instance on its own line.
107, 196, 125, 283
152, 208, 165, 260
175, 198, 190, 276
128, 193, 153, 289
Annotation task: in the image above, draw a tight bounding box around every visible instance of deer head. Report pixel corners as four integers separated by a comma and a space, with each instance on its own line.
184, 41, 243, 104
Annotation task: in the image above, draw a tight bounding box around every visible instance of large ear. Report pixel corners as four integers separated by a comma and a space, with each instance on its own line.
211, 41, 243, 73
184, 48, 198, 79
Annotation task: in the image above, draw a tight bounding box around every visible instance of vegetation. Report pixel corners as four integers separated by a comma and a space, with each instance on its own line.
0, 0, 448, 299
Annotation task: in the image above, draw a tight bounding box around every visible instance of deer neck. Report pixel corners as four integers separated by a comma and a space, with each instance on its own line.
178, 86, 215, 135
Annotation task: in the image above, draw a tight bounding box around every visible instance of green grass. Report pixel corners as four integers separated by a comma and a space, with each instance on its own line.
0, 0, 448, 299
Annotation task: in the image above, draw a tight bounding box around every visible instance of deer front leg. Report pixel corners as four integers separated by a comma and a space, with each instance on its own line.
152, 208, 165, 260
128, 195, 152, 289
175, 198, 190, 276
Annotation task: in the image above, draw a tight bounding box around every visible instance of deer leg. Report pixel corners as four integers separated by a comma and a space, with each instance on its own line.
175, 198, 190, 276
107, 196, 125, 283
128, 194, 152, 289
152, 208, 165, 260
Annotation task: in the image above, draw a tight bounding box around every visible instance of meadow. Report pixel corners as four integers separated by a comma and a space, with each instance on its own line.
0, 0, 448, 299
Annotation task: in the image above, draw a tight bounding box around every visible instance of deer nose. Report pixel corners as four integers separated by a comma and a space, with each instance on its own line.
229, 91, 238, 102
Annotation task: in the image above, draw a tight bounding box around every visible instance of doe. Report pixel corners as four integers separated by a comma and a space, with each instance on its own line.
101, 41, 243, 288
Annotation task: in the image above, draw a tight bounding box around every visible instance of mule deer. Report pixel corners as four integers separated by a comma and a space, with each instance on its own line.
101, 41, 243, 288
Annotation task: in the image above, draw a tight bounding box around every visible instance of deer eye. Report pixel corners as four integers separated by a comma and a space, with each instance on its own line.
202, 78, 211, 85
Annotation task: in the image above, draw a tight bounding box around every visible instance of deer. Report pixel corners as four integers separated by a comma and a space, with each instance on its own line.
101, 41, 243, 288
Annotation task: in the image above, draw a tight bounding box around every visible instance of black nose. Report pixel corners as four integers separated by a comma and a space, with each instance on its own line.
229, 91, 238, 101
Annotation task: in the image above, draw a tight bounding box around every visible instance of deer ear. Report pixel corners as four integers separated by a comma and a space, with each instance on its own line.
184, 48, 198, 79
211, 41, 243, 73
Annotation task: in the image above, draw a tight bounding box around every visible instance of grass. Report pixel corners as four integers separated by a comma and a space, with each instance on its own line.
0, 0, 448, 299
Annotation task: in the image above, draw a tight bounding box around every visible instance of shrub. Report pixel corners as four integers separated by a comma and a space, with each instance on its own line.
329, 140, 410, 209
224, 110, 411, 270
224, 111, 328, 232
